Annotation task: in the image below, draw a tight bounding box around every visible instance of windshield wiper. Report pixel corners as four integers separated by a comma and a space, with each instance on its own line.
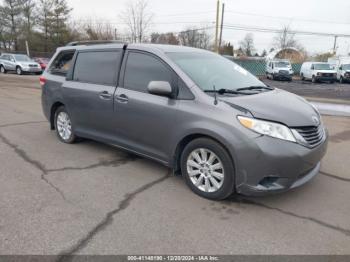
204, 88, 253, 95
236, 86, 274, 91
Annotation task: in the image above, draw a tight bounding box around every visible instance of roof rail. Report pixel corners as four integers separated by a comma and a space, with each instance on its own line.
66, 40, 126, 46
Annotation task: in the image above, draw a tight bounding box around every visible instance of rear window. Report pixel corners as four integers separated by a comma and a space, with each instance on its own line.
73, 51, 121, 85
49, 51, 75, 76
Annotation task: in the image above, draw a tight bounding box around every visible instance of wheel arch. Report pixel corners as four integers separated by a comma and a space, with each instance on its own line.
172, 133, 236, 176
50, 101, 65, 130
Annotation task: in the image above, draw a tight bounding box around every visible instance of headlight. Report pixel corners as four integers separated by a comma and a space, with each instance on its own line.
237, 116, 296, 142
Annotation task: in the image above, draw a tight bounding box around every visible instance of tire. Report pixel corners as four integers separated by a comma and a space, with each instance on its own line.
35, 72, 42, 75
340, 77, 343, 84
180, 138, 235, 200
301, 73, 305, 81
16, 66, 23, 75
272, 74, 276, 80
312, 75, 316, 83
0, 65, 6, 74
54, 106, 77, 144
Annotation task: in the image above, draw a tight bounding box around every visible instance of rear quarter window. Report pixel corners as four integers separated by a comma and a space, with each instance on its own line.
73, 50, 122, 85
49, 50, 75, 76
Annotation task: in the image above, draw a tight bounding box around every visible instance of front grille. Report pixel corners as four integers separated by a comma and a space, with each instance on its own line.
29, 64, 37, 67
279, 70, 289, 75
294, 125, 324, 147
321, 73, 333, 77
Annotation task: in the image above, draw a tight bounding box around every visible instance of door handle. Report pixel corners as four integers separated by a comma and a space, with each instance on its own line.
99, 91, 112, 100
115, 94, 129, 103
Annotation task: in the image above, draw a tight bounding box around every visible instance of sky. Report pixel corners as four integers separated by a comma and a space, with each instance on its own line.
68, 0, 350, 55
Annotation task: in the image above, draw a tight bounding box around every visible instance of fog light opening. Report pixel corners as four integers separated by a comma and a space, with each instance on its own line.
258, 176, 279, 189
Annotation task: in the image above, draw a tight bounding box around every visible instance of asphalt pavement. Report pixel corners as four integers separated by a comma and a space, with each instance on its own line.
0, 74, 350, 256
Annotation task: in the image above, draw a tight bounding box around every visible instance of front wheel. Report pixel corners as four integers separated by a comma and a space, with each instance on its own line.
312, 75, 316, 83
301, 73, 305, 81
16, 66, 23, 75
181, 138, 235, 200
54, 106, 77, 144
340, 76, 344, 84
0, 65, 6, 74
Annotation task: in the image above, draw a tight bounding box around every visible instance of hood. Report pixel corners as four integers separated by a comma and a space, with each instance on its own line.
219, 89, 319, 127
316, 69, 336, 74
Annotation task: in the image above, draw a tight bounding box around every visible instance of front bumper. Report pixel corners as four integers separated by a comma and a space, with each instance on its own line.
234, 130, 328, 196
22, 67, 42, 73
273, 73, 292, 80
315, 76, 336, 82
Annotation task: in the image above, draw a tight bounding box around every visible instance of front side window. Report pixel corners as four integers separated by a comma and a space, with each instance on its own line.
124, 52, 173, 93
167, 51, 266, 92
73, 51, 121, 85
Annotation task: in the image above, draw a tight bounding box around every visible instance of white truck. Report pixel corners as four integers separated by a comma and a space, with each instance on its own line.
265, 59, 294, 81
0, 53, 42, 75
328, 56, 350, 83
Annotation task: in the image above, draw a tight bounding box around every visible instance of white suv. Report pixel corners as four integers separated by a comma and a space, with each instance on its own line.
300, 62, 336, 83
266, 59, 293, 81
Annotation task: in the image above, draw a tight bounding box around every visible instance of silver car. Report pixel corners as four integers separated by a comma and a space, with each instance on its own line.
0, 53, 42, 75
41, 43, 328, 200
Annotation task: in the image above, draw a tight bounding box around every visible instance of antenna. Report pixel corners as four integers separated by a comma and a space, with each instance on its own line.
213, 85, 218, 105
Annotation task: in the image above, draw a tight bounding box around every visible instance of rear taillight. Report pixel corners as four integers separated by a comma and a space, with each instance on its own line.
39, 76, 46, 87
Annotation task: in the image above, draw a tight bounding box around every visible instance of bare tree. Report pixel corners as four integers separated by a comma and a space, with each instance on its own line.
22, 0, 36, 38
239, 33, 255, 56
273, 25, 299, 50
120, 0, 153, 43
178, 27, 211, 49
151, 32, 179, 45
77, 18, 115, 40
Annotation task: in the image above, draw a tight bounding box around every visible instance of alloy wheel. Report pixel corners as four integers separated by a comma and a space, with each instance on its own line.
186, 148, 224, 193
56, 111, 72, 141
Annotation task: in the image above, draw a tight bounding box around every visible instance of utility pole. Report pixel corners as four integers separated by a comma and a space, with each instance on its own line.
333, 35, 338, 54
214, 0, 220, 53
25, 40, 30, 57
218, 2, 225, 53
114, 28, 117, 40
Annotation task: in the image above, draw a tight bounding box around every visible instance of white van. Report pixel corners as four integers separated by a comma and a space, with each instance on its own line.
300, 62, 336, 83
266, 59, 293, 81
328, 57, 350, 83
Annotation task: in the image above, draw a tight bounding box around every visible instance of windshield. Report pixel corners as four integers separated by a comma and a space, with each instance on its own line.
14, 55, 31, 62
274, 61, 290, 68
167, 52, 267, 92
313, 63, 332, 70
342, 64, 350, 70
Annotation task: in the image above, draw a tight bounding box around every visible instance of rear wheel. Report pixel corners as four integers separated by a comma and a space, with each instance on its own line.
54, 106, 77, 144
181, 138, 235, 200
0, 65, 6, 74
16, 66, 22, 75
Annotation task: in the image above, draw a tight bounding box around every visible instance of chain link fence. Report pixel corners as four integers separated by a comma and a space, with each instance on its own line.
228, 58, 302, 76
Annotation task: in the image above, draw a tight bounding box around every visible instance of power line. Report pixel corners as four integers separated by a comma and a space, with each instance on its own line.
225, 10, 350, 26
223, 24, 350, 38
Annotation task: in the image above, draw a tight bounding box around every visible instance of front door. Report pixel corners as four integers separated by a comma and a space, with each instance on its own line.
113, 51, 179, 163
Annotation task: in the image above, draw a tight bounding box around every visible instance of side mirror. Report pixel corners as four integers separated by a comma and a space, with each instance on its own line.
147, 81, 173, 97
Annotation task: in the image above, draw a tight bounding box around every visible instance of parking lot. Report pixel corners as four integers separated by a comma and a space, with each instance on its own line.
0, 74, 350, 256
262, 78, 350, 102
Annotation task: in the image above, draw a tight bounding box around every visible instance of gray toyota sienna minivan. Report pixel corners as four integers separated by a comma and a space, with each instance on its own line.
41, 43, 328, 200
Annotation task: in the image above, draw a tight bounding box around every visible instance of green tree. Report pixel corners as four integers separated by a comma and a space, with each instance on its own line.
1, 0, 23, 50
